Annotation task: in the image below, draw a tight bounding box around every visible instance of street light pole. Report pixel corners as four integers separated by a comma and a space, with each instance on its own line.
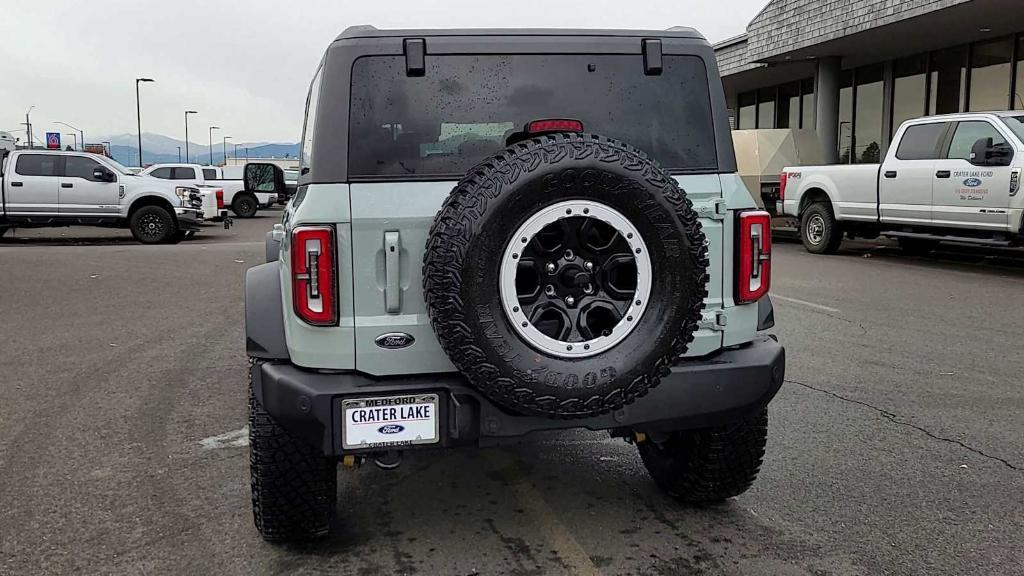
177, 146, 181, 162
25, 106, 34, 149
208, 126, 219, 165
233, 143, 239, 164
135, 78, 154, 165
184, 111, 197, 163
55, 122, 84, 152
222, 136, 231, 167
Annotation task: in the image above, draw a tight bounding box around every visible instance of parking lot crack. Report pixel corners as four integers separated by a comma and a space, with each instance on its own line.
786, 379, 1021, 471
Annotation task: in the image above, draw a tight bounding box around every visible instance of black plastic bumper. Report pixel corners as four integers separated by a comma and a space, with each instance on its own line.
251, 336, 785, 456
176, 209, 202, 231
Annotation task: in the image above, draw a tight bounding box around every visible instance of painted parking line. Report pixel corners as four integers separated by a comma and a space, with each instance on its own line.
199, 426, 249, 449
772, 294, 841, 314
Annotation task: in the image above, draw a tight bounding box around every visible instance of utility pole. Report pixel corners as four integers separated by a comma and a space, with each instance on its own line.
177, 146, 181, 162
233, 143, 240, 164
208, 126, 219, 165
25, 106, 34, 149
184, 111, 197, 163
222, 136, 231, 167
136, 78, 154, 165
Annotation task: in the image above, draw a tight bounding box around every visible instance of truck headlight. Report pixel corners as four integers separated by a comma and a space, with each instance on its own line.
175, 186, 195, 206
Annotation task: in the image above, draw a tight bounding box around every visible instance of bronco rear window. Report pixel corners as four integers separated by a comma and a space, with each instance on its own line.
348, 54, 717, 179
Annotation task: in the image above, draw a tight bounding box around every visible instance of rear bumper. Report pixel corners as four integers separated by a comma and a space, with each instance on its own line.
251, 336, 785, 456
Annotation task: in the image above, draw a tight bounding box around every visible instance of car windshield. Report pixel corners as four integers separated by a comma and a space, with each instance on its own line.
999, 115, 1024, 142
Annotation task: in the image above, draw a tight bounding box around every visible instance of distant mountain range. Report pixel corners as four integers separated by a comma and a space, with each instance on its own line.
99, 133, 299, 166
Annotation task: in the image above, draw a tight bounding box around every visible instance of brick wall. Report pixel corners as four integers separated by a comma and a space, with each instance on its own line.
744, 0, 971, 62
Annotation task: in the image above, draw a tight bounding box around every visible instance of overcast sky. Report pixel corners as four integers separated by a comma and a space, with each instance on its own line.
1, 0, 765, 145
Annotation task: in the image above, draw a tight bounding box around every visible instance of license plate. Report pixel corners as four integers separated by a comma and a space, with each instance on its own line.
342, 394, 439, 449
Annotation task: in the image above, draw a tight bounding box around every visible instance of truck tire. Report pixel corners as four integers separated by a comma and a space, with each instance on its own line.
423, 133, 709, 418
233, 193, 259, 218
129, 205, 178, 244
249, 376, 336, 542
800, 202, 843, 254
897, 237, 938, 256
637, 409, 768, 502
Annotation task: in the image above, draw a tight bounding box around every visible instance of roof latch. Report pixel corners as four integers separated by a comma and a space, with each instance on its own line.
642, 39, 663, 76
404, 38, 425, 77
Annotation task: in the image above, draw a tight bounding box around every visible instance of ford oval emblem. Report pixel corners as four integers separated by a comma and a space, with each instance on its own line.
375, 332, 415, 350
963, 177, 983, 188
378, 424, 405, 435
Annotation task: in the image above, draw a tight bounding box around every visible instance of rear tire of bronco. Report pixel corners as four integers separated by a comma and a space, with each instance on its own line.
800, 202, 843, 254
249, 379, 336, 542
423, 133, 708, 419
233, 194, 259, 218
129, 205, 178, 244
638, 409, 768, 503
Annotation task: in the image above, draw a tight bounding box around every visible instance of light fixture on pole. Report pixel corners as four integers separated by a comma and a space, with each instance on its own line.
55, 121, 83, 151
184, 111, 197, 163
222, 136, 231, 167
208, 126, 219, 165
135, 78, 154, 164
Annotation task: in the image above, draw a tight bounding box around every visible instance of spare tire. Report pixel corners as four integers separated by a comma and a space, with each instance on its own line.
423, 133, 708, 418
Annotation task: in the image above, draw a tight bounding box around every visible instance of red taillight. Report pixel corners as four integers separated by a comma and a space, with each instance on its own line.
291, 226, 337, 326
778, 172, 788, 201
526, 119, 584, 134
736, 211, 771, 304
215, 189, 224, 209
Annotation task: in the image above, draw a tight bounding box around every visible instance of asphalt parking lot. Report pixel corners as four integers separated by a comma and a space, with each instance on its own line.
1, 213, 1022, 576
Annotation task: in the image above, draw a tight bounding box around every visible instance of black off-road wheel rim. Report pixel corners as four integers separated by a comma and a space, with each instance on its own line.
235, 197, 257, 218
139, 212, 168, 242
500, 200, 652, 358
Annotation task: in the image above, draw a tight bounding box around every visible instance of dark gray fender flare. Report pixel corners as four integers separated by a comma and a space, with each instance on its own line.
246, 262, 289, 359
756, 295, 775, 331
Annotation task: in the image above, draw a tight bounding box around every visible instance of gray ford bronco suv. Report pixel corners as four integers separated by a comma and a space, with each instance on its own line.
245, 26, 784, 541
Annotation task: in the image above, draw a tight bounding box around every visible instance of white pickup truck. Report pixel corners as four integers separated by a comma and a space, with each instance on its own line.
139, 163, 275, 218
1, 149, 203, 243
781, 111, 1024, 254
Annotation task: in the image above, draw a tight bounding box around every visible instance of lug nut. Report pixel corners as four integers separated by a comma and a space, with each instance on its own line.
546, 262, 557, 274
545, 284, 556, 296
565, 296, 576, 307
584, 261, 594, 271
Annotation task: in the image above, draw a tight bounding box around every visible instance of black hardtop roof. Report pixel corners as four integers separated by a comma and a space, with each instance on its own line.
335, 25, 704, 42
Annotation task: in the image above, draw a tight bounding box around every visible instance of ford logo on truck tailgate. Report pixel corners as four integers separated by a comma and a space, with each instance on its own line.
378, 424, 405, 435
375, 332, 415, 349
963, 177, 983, 187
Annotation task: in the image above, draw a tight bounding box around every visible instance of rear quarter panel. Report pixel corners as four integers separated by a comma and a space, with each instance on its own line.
783, 165, 879, 222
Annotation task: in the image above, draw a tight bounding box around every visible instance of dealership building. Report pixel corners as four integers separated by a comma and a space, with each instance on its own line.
715, 0, 1024, 164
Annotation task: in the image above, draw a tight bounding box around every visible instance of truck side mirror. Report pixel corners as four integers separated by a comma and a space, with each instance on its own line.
244, 163, 286, 195
93, 167, 115, 182
970, 137, 1013, 167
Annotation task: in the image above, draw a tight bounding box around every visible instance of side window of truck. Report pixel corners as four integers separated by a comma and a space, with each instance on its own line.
946, 121, 1006, 161
64, 156, 104, 181
172, 167, 196, 180
149, 167, 172, 179
202, 169, 217, 180
15, 154, 59, 177
896, 123, 948, 160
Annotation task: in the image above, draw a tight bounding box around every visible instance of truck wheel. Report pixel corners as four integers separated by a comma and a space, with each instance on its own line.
249, 378, 336, 542
800, 202, 843, 254
638, 409, 768, 503
232, 194, 259, 218
423, 132, 708, 418
129, 205, 178, 244
897, 237, 938, 256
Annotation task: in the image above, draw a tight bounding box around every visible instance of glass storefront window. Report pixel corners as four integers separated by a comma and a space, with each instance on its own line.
776, 82, 800, 129
757, 87, 775, 129
738, 92, 756, 129
969, 37, 1013, 111
930, 46, 968, 114
1014, 36, 1024, 110
892, 55, 928, 134
801, 78, 815, 129
838, 71, 853, 163
855, 65, 884, 163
